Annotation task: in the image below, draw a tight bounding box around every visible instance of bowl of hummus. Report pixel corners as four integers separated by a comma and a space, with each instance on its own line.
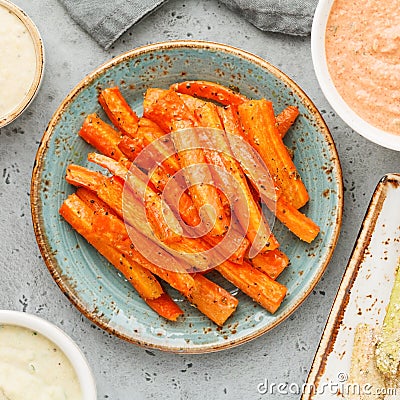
0, 310, 96, 400
311, 0, 400, 151
0, 0, 44, 128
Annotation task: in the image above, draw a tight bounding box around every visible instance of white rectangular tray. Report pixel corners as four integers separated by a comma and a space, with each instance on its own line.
303, 173, 400, 399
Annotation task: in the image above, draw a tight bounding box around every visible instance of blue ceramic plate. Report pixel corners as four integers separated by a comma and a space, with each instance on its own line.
31, 41, 343, 353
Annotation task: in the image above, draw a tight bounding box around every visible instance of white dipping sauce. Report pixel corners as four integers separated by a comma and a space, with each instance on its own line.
0, 324, 82, 400
0, 4, 37, 118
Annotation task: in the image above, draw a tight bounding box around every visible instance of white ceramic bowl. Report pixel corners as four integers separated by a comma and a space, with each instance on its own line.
311, 0, 400, 151
0, 310, 96, 399
0, 0, 44, 128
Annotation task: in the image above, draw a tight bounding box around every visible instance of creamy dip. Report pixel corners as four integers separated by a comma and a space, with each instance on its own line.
0, 324, 82, 400
0, 4, 37, 119
326, 0, 400, 135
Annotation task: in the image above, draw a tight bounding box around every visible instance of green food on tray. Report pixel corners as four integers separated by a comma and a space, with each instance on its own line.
376, 260, 400, 377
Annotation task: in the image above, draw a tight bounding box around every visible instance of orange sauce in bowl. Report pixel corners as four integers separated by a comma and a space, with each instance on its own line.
325, 0, 400, 135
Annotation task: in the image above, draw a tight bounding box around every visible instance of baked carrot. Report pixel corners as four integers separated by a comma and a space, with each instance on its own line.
178, 93, 207, 112
250, 249, 289, 280
194, 101, 224, 130
216, 260, 287, 314
87, 152, 183, 244
118, 134, 159, 173
145, 293, 184, 321
76, 189, 195, 293
117, 136, 173, 195
122, 116, 241, 247
98, 87, 139, 137
67, 163, 231, 267
145, 166, 202, 227
188, 274, 238, 326
171, 80, 247, 107
75, 186, 237, 324
66, 164, 213, 270
204, 230, 250, 264
276, 197, 320, 243
143, 88, 197, 132
134, 118, 181, 174
172, 130, 229, 236
59, 194, 164, 300
226, 133, 318, 242
276, 105, 299, 138
66, 165, 154, 238
65, 164, 106, 191
142, 88, 166, 118
143, 90, 230, 236
118, 135, 145, 162
194, 102, 279, 253
66, 191, 239, 323
75, 187, 118, 217
113, 131, 198, 227
217, 105, 246, 140
61, 194, 185, 321
238, 99, 309, 209
78, 113, 129, 164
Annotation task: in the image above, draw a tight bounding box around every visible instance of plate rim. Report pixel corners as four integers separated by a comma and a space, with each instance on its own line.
30, 40, 344, 353
301, 173, 400, 399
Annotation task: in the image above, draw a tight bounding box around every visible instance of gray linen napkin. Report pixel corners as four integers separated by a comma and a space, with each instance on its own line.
59, 0, 317, 50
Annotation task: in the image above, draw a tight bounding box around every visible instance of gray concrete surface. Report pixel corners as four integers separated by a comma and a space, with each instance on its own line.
0, 1, 399, 399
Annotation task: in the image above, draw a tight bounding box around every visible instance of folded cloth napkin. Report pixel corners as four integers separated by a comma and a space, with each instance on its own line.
59, 0, 318, 50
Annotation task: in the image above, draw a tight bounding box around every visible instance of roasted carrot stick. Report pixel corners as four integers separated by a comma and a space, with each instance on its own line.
204, 231, 249, 265
171, 80, 247, 106
238, 99, 309, 209
276, 105, 299, 138
172, 131, 229, 237
143, 88, 197, 132
98, 87, 139, 137
194, 101, 224, 130
78, 118, 186, 221
75, 187, 118, 217
142, 88, 166, 117
188, 274, 238, 326
217, 105, 246, 140
134, 118, 181, 174
66, 164, 106, 191
66, 165, 126, 218
75, 186, 237, 324
250, 249, 289, 280
120, 114, 245, 255
78, 113, 129, 164
76, 189, 195, 293
66, 165, 214, 270
225, 140, 318, 243
59, 194, 164, 300
65, 189, 239, 323
61, 194, 184, 321
193, 102, 279, 253
118, 135, 145, 161
67, 165, 164, 244
143, 89, 230, 236
178, 93, 207, 112
216, 260, 287, 314
67, 164, 232, 266
275, 197, 320, 243
87, 152, 183, 244
145, 293, 184, 321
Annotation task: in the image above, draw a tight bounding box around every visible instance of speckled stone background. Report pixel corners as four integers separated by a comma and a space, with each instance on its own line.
0, 1, 399, 399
